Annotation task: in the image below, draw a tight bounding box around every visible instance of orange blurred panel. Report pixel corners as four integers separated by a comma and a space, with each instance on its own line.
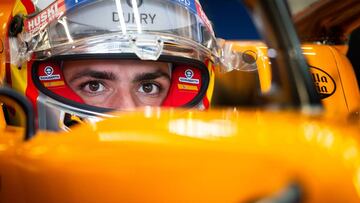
0, 0, 16, 83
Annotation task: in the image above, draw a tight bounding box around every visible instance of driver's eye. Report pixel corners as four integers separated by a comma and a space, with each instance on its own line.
81, 81, 106, 93
138, 83, 160, 94
88, 81, 101, 92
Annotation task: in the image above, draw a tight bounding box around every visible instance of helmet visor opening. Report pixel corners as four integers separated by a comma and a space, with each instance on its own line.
32, 56, 209, 112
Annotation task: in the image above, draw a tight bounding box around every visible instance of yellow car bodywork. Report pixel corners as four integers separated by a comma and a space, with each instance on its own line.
0, 108, 360, 203
0, 0, 359, 202
0, 37, 359, 203
0, 33, 359, 203
217, 41, 360, 118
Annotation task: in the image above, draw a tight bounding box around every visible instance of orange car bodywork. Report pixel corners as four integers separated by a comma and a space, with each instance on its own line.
223, 41, 360, 118
0, 0, 359, 202
0, 109, 360, 203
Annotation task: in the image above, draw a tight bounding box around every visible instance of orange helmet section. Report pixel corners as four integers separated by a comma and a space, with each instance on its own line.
2, 0, 38, 112
0, 0, 16, 84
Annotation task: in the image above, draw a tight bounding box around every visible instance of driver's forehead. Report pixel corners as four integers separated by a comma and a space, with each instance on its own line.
63, 60, 170, 74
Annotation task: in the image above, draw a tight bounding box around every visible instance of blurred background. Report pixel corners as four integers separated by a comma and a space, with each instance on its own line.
201, 0, 318, 40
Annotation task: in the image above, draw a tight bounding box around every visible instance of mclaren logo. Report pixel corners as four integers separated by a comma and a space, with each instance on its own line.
126, 0, 143, 7
310, 66, 336, 99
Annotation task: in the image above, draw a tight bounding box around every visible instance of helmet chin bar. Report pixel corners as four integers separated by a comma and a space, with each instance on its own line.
37, 89, 188, 131
36, 92, 207, 131
37, 93, 112, 131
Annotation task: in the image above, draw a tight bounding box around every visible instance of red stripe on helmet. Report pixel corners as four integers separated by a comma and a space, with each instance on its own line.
203, 96, 209, 109
20, 0, 36, 13
25, 61, 39, 114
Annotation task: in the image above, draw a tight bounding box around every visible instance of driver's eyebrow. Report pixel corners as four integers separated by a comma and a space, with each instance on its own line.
68, 70, 117, 83
133, 69, 171, 82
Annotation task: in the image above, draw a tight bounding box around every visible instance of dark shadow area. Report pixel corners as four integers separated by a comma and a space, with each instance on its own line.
347, 26, 360, 88
211, 70, 261, 107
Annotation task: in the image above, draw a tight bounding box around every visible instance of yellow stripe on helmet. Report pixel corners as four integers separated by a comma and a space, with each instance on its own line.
206, 61, 215, 105
9, 0, 30, 94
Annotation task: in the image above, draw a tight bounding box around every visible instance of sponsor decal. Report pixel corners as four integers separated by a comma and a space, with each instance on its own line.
65, 0, 92, 8
195, 0, 213, 34
185, 69, 193, 78
44, 81, 65, 87
179, 69, 199, 84
170, 0, 196, 14
126, 0, 143, 8
24, 0, 66, 34
310, 66, 336, 99
112, 12, 156, 24
45, 66, 54, 75
178, 84, 198, 91
39, 66, 61, 81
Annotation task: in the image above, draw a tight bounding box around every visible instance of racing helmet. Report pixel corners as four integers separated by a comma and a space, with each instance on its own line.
3, 0, 219, 130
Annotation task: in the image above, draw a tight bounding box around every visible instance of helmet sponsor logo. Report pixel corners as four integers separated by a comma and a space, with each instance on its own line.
44, 81, 65, 87
179, 69, 199, 84
178, 84, 198, 91
176, 0, 191, 6
195, 1, 213, 34
45, 66, 54, 76
113, 0, 156, 24
126, 0, 143, 8
170, 0, 196, 14
112, 12, 156, 24
310, 66, 336, 99
185, 69, 194, 78
25, 0, 66, 34
39, 66, 61, 81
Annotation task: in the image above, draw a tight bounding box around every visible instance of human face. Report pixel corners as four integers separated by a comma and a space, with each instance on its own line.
63, 60, 171, 110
